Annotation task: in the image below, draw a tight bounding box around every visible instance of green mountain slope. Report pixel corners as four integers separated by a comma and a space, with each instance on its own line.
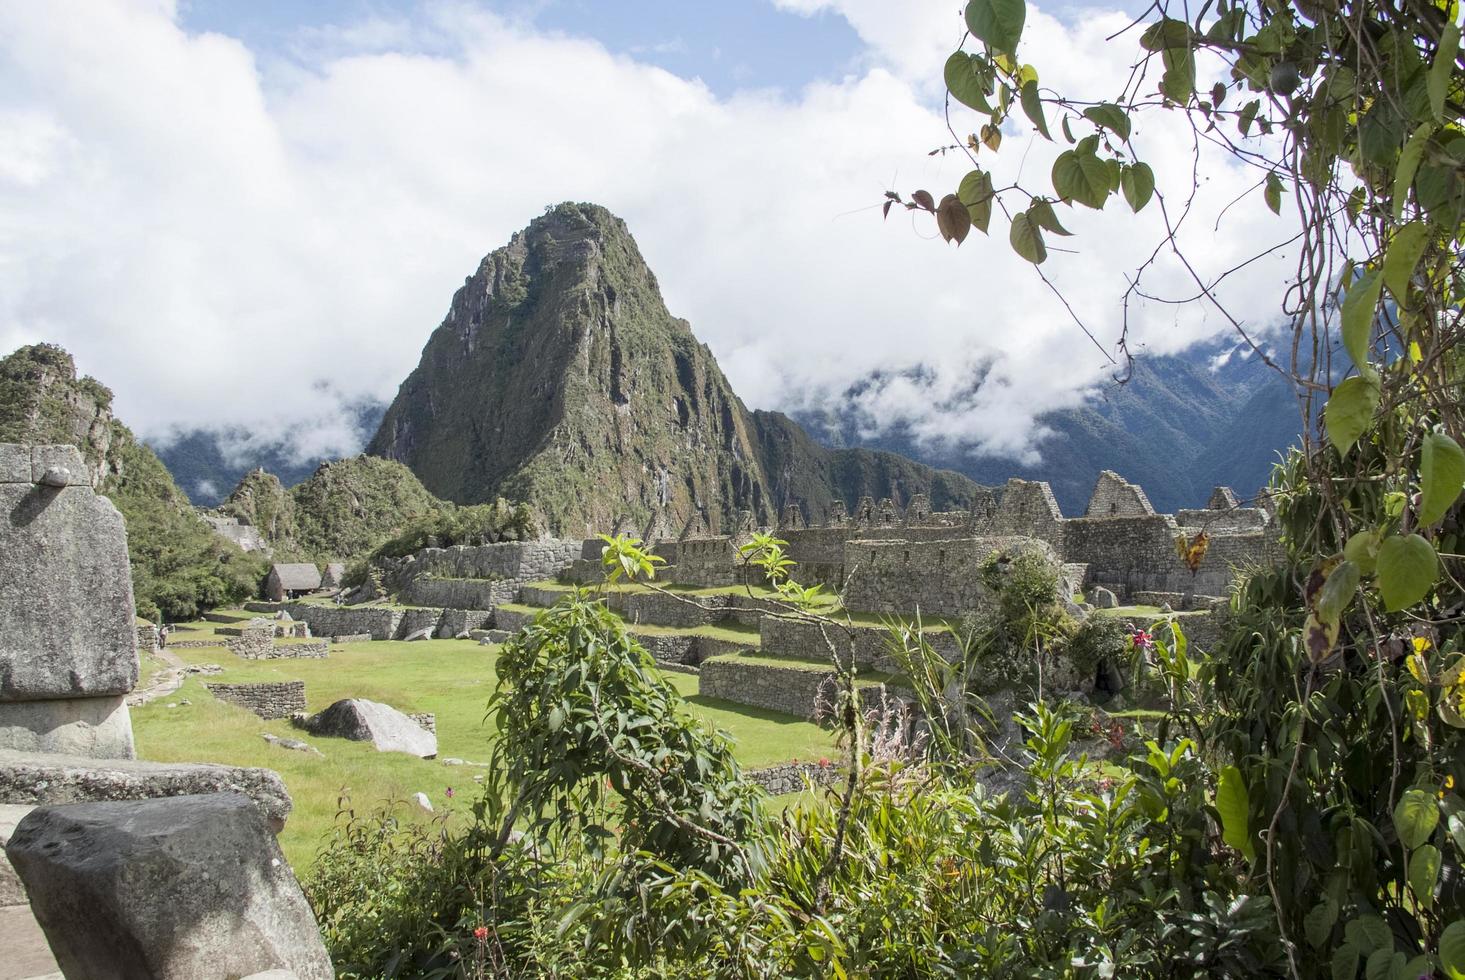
0, 343, 265, 620
221, 455, 445, 561
368, 203, 985, 535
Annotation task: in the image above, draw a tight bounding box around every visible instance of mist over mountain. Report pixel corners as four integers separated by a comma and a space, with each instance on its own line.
152, 403, 386, 506
796, 344, 1303, 516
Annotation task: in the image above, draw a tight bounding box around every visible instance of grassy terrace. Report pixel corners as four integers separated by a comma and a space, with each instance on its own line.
132, 614, 837, 869
519, 580, 959, 632
704, 650, 910, 689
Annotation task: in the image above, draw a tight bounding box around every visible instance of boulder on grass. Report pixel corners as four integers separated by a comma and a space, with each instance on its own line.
298, 699, 436, 758
1091, 587, 1118, 609
5, 793, 332, 980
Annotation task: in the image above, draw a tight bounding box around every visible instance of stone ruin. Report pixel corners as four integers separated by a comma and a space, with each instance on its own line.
0, 444, 331, 978
604, 469, 1278, 614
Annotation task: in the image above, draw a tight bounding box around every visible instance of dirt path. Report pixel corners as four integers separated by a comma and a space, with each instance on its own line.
125, 647, 188, 707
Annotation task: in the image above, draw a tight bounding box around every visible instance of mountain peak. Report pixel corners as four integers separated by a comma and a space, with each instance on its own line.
368, 204, 984, 535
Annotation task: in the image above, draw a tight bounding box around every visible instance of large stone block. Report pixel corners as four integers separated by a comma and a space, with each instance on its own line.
6, 793, 333, 980
0, 749, 292, 831
0, 482, 137, 701
299, 699, 437, 757
29, 445, 89, 486
0, 695, 135, 759
0, 444, 29, 484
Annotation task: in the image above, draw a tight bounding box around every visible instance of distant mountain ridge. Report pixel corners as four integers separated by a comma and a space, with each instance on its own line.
366, 202, 987, 536
796, 344, 1303, 516
152, 403, 385, 507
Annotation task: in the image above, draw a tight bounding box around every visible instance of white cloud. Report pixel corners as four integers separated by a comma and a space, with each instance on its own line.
0, 0, 1296, 471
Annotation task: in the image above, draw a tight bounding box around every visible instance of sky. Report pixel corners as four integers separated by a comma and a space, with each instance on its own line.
0, 0, 1295, 469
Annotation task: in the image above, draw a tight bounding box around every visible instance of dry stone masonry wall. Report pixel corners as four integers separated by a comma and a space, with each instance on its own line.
206, 682, 307, 720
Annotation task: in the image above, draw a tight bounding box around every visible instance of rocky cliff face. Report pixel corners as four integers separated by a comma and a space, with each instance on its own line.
368, 203, 985, 535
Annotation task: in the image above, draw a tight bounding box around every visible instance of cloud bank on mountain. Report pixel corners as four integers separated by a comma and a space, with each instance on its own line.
0, 0, 1296, 467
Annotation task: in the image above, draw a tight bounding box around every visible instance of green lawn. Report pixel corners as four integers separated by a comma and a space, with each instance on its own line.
133, 626, 837, 871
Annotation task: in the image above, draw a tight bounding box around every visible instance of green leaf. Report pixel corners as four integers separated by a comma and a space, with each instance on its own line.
1408, 844, 1441, 909
1215, 765, 1255, 862
1305, 897, 1339, 949
1029, 198, 1072, 236
1121, 162, 1155, 212
1052, 147, 1111, 208
1341, 270, 1383, 370
1331, 943, 1360, 980
1430, 21, 1461, 123
1377, 535, 1439, 611
1140, 17, 1190, 51
1382, 221, 1428, 302
1344, 529, 1383, 574
1316, 560, 1360, 621
1419, 432, 1465, 527
1325, 374, 1380, 456
1265, 172, 1284, 214
958, 169, 994, 233
1020, 80, 1051, 139
1393, 123, 1434, 221
1441, 919, 1465, 979
944, 52, 993, 113
1161, 45, 1195, 103
965, 0, 1026, 55
1363, 949, 1403, 980
1060, 114, 1075, 144
1238, 99, 1260, 137
1082, 103, 1131, 139
1008, 211, 1047, 264
1347, 914, 1392, 954
1394, 787, 1441, 848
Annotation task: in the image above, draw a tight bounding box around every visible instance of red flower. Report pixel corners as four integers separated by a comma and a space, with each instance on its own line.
473, 925, 489, 940
817, 757, 831, 768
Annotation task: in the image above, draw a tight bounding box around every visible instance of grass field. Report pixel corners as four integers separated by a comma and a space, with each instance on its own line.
132, 624, 837, 870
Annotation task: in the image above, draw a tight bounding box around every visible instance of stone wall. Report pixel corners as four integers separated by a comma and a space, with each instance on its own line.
330, 633, 372, 644
396, 607, 442, 639
744, 761, 841, 795
435, 609, 495, 638
492, 607, 539, 633
1084, 470, 1156, 517
135, 625, 159, 655
668, 537, 742, 587
401, 576, 520, 611
205, 682, 306, 720
263, 641, 329, 660
408, 712, 436, 734
698, 659, 837, 719
840, 537, 1040, 618
273, 605, 404, 641
407, 540, 583, 581
760, 616, 959, 670
225, 627, 275, 660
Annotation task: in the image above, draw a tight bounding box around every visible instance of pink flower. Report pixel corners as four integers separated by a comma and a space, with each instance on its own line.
817, 757, 831, 768
445, 787, 454, 798
473, 925, 489, 940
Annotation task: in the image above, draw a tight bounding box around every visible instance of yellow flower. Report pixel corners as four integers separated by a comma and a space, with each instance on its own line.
1413, 636, 1433, 654
1447, 774, 1456, 790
